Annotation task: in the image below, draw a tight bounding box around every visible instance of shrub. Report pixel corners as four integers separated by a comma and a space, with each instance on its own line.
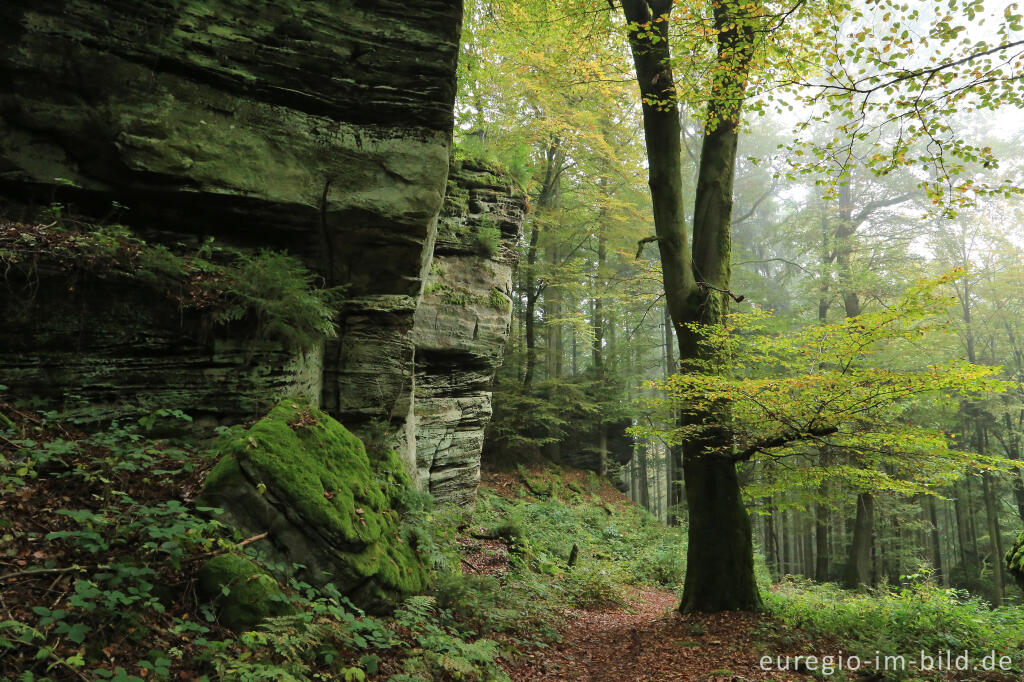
473, 219, 501, 258
207, 249, 345, 351
764, 578, 1024, 680
561, 561, 626, 608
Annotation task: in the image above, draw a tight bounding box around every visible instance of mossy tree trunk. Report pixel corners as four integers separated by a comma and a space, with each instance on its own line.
622, 0, 761, 613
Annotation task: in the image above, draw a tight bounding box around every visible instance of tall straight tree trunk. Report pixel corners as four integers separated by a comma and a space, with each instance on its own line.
844, 493, 874, 588
523, 220, 541, 388
815, 500, 830, 581
926, 496, 944, 584
834, 214, 878, 589
571, 324, 578, 377
593, 227, 607, 477
954, 480, 981, 587
814, 220, 834, 583
795, 513, 804, 576
663, 303, 684, 525
638, 443, 651, 510
654, 446, 663, 520
982, 471, 1005, 604
765, 503, 780, 579
545, 242, 563, 380
803, 515, 814, 577
966, 475, 982, 575
523, 141, 563, 388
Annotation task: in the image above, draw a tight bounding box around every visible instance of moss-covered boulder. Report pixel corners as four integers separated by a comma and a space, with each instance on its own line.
1007, 531, 1024, 590
198, 401, 429, 612
197, 554, 292, 631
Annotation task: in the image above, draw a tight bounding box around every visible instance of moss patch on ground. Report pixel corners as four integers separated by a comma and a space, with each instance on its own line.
198, 553, 293, 631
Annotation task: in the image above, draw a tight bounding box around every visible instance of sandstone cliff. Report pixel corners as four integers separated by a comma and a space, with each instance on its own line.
412, 159, 526, 508
0, 1, 525, 506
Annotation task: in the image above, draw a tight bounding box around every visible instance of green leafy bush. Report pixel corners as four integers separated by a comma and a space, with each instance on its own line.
764, 578, 1024, 680
208, 249, 345, 351
561, 561, 626, 608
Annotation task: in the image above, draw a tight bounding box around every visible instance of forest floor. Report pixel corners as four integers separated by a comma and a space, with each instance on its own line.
481, 468, 1016, 682
477, 469, 828, 681
500, 587, 823, 682
5, 407, 1019, 682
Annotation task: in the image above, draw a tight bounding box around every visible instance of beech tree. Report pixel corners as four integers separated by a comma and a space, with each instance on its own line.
617, 0, 1024, 612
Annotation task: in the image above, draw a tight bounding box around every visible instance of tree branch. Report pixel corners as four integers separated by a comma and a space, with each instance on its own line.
731, 185, 776, 226
734, 257, 811, 274
732, 426, 839, 461
852, 193, 914, 224
635, 235, 661, 259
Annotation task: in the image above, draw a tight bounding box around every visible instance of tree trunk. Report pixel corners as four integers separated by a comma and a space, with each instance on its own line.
926, 496, 944, 584
638, 442, 651, 510
803, 515, 814, 577
815, 499, 830, 581
523, 140, 563, 388
545, 242, 563, 380
982, 471, 1005, 604
622, 0, 760, 612
965, 474, 982, 581
954, 480, 980, 587
843, 492, 874, 588
654, 445, 663, 520
765, 500, 779, 579
680, 454, 761, 610
664, 303, 684, 526
523, 220, 541, 388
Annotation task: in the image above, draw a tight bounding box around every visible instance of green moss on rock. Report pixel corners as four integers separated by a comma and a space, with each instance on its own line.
197, 553, 292, 631
200, 400, 428, 609
1007, 531, 1024, 590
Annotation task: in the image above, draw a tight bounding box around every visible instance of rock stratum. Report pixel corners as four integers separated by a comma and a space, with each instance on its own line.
0, 1, 526, 508
413, 160, 526, 507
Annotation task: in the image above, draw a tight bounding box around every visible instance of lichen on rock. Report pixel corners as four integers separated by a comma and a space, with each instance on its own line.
199, 400, 428, 611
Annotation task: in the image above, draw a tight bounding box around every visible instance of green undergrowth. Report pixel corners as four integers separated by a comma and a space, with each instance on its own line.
0, 396, 691, 681
763, 578, 1024, 680
469, 466, 687, 610
0, 220, 344, 351
0, 401, 511, 681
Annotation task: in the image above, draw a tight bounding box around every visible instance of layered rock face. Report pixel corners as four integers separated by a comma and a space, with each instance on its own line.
0, 2, 526, 507
0, 1, 462, 468
0, 251, 323, 429
412, 160, 526, 507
